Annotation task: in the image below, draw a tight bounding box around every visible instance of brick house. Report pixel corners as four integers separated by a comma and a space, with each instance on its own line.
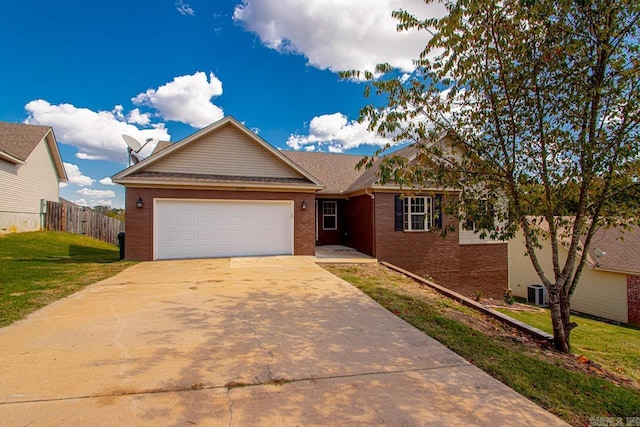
509, 222, 640, 325
113, 116, 508, 298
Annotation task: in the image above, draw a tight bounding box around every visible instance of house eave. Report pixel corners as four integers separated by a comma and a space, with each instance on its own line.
592, 266, 639, 276
369, 184, 462, 193
113, 178, 323, 193
0, 150, 26, 165
43, 130, 67, 182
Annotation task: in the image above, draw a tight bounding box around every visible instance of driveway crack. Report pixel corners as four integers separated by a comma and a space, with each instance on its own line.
240, 314, 274, 382
226, 387, 234, 427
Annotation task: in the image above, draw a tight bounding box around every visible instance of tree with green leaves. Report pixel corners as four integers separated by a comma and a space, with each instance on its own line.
346, 0, 640, 352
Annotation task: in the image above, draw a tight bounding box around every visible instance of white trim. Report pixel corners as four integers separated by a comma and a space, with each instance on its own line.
403, 196, 432, 232
322, 200, 338, 230
153, 198, 294, 260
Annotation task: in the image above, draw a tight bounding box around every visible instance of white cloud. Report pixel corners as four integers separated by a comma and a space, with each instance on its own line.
76, 188, 116, 198
72, 198, 113, 208
25, 99, 170, 163
63, 162, 95, 186
175, 0, 195, 16
99, 177, 115, 186
127, 108, 151, 126
132, 72, 224, 128
286, 113, 393, 152
113, 105, 125, 120
233, 0, 446, 73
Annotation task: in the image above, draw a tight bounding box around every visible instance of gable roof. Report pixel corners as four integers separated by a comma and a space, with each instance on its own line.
0, 121, 67, 181
113, 116, 323, 191
530, 218, 640, 275
585, 225, 640, 275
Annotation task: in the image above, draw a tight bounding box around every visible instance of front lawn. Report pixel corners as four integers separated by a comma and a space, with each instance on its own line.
494, 306, 640, 386
0, 231, 135, 327
324, 263, 640, 426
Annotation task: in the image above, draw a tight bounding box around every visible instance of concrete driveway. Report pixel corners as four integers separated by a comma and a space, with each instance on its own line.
0, 257, 566, 426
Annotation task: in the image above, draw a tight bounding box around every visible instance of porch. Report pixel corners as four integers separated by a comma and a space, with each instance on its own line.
312, 245, 377, 264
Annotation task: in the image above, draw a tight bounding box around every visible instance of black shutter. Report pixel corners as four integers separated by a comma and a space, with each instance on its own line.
394, 195, 403, 231
434, 194, 443, 229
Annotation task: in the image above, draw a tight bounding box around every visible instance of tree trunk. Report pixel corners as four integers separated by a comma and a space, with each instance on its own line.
549, 289, 571, 353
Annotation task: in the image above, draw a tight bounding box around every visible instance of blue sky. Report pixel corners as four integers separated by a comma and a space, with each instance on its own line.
1, 0, 444, 208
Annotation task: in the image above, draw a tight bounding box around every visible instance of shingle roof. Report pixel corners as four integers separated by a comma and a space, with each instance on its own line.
0, 121, 52, 161
531, 218, 640, 275
282, 151, 368, 194
587, 225, 640, 275
282, 144, 420, 195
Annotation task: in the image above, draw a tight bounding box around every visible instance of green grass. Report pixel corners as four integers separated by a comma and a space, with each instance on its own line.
325, 264, 640, 426
0, 231, 135, 327
494, 306, 640, 385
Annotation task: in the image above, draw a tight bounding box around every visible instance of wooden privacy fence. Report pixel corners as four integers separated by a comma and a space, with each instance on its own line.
43, 200, 125, 245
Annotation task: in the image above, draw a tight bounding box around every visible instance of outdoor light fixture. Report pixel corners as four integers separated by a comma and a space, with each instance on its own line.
301, 200, 307, 210
136, 197, 144, 208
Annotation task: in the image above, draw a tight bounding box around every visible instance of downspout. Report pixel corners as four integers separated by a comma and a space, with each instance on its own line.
365, 188, 376, 257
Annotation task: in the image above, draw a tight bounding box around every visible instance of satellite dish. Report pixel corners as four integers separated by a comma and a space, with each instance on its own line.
122, 134, 151, 166
593, 248, 607, 267
122, 134, 142, 152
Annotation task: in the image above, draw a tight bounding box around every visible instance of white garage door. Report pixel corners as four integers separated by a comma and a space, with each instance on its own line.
154, 199, 294, 260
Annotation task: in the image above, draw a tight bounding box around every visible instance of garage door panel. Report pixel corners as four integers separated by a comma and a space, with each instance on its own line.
155, 199, 293, 260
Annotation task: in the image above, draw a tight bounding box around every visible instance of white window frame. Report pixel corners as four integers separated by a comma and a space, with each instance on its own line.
462, 199, 494, 232
322, 201, 337, 230
403, 196, 432, 232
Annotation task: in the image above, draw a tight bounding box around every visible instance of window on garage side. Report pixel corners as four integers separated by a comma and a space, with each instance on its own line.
322, 201, 337, 230
403, 196, 432, 231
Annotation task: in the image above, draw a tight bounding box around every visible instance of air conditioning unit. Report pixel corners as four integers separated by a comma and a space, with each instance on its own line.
527, 284, 548, 306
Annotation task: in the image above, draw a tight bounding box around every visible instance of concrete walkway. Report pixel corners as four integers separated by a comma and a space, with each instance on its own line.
0, 257, 567, 426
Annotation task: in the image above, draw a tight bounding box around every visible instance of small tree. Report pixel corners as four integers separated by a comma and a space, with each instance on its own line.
347, 0, 640, 352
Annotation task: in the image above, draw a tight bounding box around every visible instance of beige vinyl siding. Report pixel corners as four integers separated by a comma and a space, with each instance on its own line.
146, 124, 304, 179
459, 228, 505, 245
0, 139, 60, 232
509, 229, 628, 323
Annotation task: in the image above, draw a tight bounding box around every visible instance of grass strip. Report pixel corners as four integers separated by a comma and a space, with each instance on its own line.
0, 231, 135, 327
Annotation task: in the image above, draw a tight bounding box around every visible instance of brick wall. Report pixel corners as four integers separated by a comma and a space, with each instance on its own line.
374, 192, 461, 289
628, 275, 640, 326
373, 192, 507, 299
459, 244, 509, 299
124, 188, 315, 261
343, 194, 374, 256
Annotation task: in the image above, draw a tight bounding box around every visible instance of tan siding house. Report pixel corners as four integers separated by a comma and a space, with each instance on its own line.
0, 122, 67, 233
509, 224, 640, 325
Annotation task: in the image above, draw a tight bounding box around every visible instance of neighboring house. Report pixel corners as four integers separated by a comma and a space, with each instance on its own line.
0, 122, 67, 233
509, 221, 640, 325
113, 116, 507, 298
